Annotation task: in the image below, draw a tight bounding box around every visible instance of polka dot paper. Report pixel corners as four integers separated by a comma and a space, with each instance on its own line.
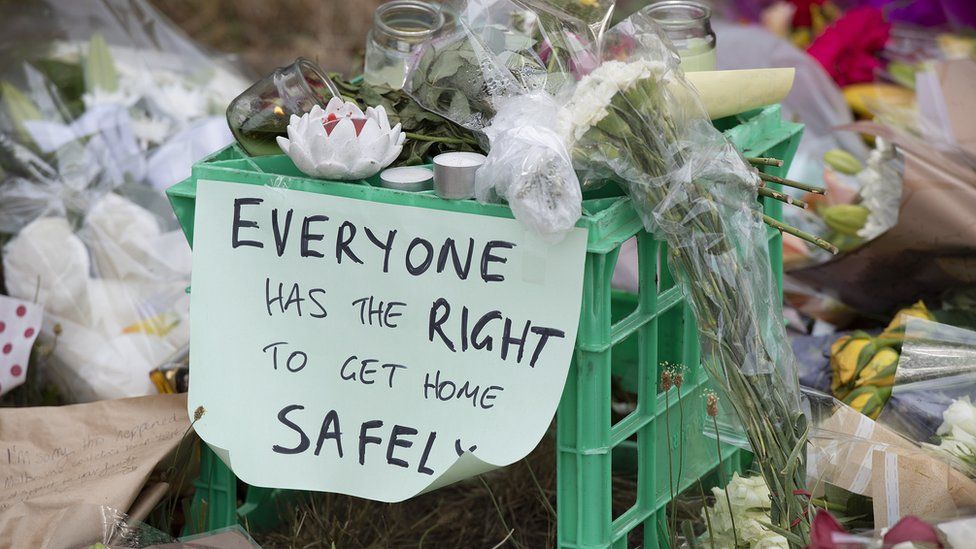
0, 295, 43, 396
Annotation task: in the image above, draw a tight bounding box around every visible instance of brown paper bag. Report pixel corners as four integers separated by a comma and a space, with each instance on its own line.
0, 394, 189, 548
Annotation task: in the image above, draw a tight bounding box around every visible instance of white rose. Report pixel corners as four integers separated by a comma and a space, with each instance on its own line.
727, 473, 773, 510
939, 396, 976, 438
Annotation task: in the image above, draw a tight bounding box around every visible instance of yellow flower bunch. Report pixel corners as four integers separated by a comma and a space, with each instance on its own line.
830, 301, 933, 418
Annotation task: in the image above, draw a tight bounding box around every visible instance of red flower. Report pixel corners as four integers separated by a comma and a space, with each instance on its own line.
791, 0, 828, 28
809, 510, 848, 548
809, 509, 944, 548
807, 7, 891, 86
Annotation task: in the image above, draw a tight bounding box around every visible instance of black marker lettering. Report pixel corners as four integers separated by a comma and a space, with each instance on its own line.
406, 237, 434, 275
336, 221, 364, 265
271, 208, 293, 256
314, 410, 343, 458
364, 227, 397, 273
417, 431, 436, 475
272, 404, 309, 455
436, 238, 474, 280
358, 420, 384, 466
232, 198, 264, 249
428, 298, 456, 352
301, 214, 329, 258
480, 240, 515, 282
386, 425, 417, 468
530, 326, 566, 367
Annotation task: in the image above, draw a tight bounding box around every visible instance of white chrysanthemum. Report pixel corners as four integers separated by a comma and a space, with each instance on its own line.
557, 59, 665, 144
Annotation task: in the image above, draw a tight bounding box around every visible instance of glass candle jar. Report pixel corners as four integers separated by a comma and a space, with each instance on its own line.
226, 58, 339, 156
647, 0, 717, 72
364, 0, 444, 90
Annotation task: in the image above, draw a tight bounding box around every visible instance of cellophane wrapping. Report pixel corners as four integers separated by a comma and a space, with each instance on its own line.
877, 317, 976, 478
407, 0, 808, 536
0, 0, 247, 401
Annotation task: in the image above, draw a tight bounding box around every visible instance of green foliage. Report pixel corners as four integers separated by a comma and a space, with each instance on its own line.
330, 76, 484, 166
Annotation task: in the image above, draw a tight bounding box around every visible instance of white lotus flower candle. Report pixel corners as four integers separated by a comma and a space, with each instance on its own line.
276, 97, 405, 180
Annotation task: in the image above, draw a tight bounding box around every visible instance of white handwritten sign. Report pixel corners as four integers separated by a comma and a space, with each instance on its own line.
189, 180, 587, 501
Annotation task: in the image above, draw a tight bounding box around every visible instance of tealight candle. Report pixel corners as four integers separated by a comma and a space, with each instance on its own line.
380, 166, 434, 192
433, 152, 486, 200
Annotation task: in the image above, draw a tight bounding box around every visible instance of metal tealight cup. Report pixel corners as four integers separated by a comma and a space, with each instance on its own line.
433, 152, 486, 200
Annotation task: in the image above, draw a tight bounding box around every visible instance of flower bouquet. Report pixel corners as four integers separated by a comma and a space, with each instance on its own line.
406, 0, 835, 543
0, 0, 247, 402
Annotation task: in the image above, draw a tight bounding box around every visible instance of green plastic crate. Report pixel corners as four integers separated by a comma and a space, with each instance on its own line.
168, 105, 801, 545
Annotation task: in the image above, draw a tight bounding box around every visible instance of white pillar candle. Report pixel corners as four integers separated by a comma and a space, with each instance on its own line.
433, 152, 486, 200
380, 166, 434, 192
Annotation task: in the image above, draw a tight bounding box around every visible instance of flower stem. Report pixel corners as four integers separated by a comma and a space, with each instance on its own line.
758, 187, 807, 209
671, 390, 686, 540
405, 132, 479, 145
758, 171, 826, 195
665, 388, 676, 545
763, 214, 839, 254
713, 415, 739, 549
698, 479, 716, 549
746, 157, 784, 168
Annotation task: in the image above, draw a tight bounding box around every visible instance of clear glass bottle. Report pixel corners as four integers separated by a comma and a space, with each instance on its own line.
647, 0, 717, 72
226, 58, 339, 156
364, 0, 444, 90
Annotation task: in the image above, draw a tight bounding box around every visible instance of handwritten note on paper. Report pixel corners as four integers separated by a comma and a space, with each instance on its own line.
0, 394, 189, 547
189, 180, 587, 502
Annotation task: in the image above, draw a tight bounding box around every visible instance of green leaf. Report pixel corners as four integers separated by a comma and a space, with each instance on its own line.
1, 81, 43, 144
84, 33, 118, 93
428, 50, 464, 82
448, 93, 471, 121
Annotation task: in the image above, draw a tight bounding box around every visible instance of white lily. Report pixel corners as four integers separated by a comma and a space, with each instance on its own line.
277, 97, 405, 180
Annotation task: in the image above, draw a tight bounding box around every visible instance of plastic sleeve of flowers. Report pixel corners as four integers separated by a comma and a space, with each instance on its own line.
0, 1, 241, 403
404, 0, 615, 240
874, 317, 976, 476
410, 4, 810, 538
571, 9, 809, 540
0, 0, 248, 236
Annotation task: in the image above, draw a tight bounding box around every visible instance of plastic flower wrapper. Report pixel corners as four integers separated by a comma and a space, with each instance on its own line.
875, 317, 976, 477
407, 0, 811, 541
0, 0, 247, 401
404, 0, 617, 241
804, 388, 976, 531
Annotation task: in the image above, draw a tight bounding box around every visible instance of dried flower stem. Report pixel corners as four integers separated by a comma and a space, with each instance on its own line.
712, 413, 738, 549
763, 214, 839, 254
664, 385, 676, 545
758, 186, 807, 209
747, 157, 784, 167
698, 479, 716, 549
758, 171, 826, 195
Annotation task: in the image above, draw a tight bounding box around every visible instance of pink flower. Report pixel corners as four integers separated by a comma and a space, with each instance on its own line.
807, 7, 890, 86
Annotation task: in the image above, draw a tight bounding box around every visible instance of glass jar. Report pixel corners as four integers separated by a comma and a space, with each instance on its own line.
226, 58, 339, 156
364, 0, 444, 90
647, 0, 717, 72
